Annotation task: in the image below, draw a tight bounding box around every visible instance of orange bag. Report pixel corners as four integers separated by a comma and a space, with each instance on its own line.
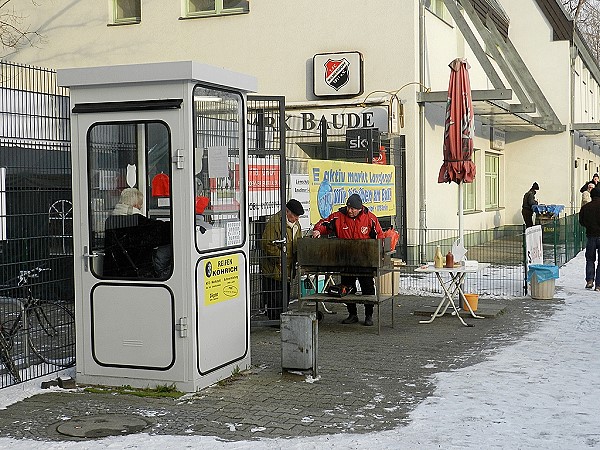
383, 227, 400, 250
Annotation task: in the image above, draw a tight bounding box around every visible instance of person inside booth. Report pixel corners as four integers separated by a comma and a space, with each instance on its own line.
103, 187, 172, 279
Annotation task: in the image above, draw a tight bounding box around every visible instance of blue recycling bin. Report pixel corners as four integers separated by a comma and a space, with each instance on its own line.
527, 264, 559, 299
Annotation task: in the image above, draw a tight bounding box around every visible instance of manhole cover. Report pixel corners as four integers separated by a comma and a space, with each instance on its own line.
56, 414, 152, 438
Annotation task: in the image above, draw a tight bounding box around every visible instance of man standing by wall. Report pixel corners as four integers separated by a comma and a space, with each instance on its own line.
579, 187, 600, 290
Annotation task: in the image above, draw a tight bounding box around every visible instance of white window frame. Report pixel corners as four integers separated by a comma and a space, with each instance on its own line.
184, 0, 249, 18
111, 0, 141, 25
425, 0, 448, 22
485, 152, 500, 210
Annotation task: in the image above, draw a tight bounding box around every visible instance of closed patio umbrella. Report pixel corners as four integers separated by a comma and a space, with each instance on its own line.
438, 58, 476, 248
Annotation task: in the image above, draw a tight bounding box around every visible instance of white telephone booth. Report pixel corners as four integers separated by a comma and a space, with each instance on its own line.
58, 61, 256, 392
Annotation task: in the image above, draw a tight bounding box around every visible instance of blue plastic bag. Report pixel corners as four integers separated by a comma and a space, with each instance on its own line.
527, 264, 559, 283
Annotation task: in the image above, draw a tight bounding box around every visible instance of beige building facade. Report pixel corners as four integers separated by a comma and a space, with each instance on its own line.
7, 0, 600, 234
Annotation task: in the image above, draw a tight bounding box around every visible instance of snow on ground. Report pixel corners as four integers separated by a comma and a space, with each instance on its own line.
0, 251, 598, 449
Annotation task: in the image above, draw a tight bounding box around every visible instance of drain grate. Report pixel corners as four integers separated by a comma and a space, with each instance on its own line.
56, 414, 152, 438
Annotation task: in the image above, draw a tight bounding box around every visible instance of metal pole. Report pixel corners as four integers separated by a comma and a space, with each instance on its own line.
418, 0, 427, 264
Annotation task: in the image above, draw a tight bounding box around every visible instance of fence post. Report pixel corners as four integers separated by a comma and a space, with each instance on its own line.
522, 224, 528, 296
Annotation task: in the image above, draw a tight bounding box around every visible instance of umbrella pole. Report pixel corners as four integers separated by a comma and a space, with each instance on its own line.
458, 183, 464, 246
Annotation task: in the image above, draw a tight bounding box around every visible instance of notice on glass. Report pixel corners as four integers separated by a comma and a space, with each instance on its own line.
226, 221, 242, 246
208, 146, 229, 178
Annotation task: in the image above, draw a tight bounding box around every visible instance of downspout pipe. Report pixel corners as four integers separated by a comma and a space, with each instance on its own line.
570, 45, 576, 212
418, 0, 427, 263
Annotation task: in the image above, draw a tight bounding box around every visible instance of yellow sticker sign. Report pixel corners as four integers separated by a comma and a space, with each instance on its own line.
204, 254, 240, 305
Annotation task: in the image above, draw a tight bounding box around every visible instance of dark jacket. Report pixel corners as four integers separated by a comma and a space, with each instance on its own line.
579, 198, 600, 237
104, 214, 171, 278
580, 180, 598, 193
522, 189, 538, 210
313, 206, 384, 240
260, 210, 301, 281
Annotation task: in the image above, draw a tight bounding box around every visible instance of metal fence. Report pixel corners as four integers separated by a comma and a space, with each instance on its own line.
537, 212, 586, 267
0, 61, 74, 388
397, 225, 526, 298
396, 213, 586, 298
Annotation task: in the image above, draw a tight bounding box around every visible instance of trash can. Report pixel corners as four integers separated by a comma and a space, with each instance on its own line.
527, 264, 559, 300
281, 311, 318, 376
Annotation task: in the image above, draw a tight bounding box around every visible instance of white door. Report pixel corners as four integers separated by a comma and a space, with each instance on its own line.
73, 108, 184, 374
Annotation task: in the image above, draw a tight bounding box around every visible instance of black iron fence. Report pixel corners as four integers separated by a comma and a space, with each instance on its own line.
0, 61, 73, 388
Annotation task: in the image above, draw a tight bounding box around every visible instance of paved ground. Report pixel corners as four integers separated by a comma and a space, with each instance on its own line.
0, 293, 562, 443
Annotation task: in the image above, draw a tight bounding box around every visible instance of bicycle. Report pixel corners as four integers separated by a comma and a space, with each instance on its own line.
0, 325, 20, 383
1, 267, 75, 372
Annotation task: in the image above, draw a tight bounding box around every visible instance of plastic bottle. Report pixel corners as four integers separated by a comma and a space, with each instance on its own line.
445, 251, 454, 268
434, 246, 444, 268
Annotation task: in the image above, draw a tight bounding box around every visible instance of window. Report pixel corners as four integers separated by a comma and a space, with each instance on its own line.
485, 153, 499, 209
463, 177, 476, 212
462, 150, 477, 212
112, 0, 141, 24
425, 0, 448, 21
49, 200, 73, 255
186, 0, 249, 17
88, 122, 173, 280
194, 86, 245, 251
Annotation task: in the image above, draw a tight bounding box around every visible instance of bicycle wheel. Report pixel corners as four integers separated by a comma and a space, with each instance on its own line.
0, 331, 20, 383
27, 301, 75, 367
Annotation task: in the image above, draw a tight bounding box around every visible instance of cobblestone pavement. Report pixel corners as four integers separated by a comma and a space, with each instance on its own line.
0, 294, 562, 443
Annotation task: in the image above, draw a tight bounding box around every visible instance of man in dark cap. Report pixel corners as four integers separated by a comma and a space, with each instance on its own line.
579, 187, 600, 290
260, 198, 305, 321
521, 182, 539, 228
312, 193, 384, 326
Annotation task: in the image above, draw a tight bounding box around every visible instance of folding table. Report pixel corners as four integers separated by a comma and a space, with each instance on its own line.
414, 263, 489, 326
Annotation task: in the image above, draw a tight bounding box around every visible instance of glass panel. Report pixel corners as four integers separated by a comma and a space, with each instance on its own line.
188, 0, 216, 13
463, 181, 475, 212
88, 122, 172, 280
193, 86, 244, 251
485, 154, 499, 209
115, 0, 141, 22
223, 0, 249, 11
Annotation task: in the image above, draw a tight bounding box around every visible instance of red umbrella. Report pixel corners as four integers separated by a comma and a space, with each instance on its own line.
438, 58, 476, 184
438, 58, 476, 255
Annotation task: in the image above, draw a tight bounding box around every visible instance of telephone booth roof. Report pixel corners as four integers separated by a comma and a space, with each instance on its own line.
57, 60, 257, 93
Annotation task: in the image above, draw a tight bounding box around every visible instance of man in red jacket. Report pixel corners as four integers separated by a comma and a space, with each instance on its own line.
312, 193, 384, 326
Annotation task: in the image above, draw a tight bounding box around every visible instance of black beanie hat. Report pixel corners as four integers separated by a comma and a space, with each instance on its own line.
592, 187, 600, 199
286, 199, 304, 216
532, 182, 539, 190
346, 193, 363, 209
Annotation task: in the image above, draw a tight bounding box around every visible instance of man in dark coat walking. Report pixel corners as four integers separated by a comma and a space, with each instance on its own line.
579, 187, 600, 290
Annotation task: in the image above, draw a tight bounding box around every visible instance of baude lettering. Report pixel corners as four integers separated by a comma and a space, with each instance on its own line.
296, 112, 375, 131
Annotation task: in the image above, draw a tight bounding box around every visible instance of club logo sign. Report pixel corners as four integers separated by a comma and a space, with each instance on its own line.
324, 58, 350, 91
313, 51, 363, 97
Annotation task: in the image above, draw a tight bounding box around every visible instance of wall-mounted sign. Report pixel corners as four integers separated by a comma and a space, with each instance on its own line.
285, 106, 388, 133
346, 128, 380, 160
313, 51, 363, 98
490, 127, 505, 151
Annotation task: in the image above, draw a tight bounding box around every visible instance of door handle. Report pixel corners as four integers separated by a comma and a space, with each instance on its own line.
82, 245, 100, 272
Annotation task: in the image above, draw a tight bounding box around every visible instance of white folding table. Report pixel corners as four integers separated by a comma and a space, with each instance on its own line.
414, 263, 489, 326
